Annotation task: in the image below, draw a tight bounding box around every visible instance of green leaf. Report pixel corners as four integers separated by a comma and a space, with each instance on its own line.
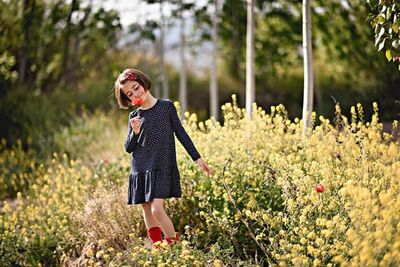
392, 39, 400, 48
369, 0, 379, 8
392, 22, 399, 33
377, 26, 385, 40
375, 24, 381, 34
377, 14, 386, 24
386, 8, 392, 20
386, 49, 393, 61
378, 39, 386, 51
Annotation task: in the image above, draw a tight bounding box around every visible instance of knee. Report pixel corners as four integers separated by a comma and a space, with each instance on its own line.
141, 203, 152, 216
151, 204, 164, 219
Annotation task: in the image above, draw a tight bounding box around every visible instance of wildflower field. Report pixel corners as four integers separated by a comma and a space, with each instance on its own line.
1, 96, 399, 266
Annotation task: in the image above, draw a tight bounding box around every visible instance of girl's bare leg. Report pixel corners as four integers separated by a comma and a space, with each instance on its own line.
150, 198, 176, 238
141, 202, 159, 228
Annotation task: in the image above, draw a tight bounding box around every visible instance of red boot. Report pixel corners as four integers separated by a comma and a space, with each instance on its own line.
147, 226, 163, 249
165, 233, 180, 248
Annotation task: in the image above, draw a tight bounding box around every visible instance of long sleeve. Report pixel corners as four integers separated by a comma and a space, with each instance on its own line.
124, 112, 139, 154
169, 101, 201, 161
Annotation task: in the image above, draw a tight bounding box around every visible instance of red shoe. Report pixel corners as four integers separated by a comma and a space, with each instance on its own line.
147, 226, 162, 249
165, 233, 180, 246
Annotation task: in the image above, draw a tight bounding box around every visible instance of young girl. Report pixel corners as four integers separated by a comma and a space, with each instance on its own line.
114, 68, 212, 249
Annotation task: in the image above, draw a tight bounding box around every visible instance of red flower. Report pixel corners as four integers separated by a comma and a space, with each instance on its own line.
132, 97, 143, 106
315, 183, 325, 193
126, 72, 137, 81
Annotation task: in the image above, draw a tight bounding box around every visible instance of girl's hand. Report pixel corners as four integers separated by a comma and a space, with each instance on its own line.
196, 158, 212, 177
130, 116, 141, 135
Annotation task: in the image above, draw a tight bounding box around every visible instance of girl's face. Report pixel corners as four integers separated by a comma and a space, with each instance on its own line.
121, 81, 148, 104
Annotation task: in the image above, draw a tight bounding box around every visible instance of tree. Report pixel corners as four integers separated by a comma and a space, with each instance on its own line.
179, 0, 188, 116
61, 0, 79, 87
302, 0, 314, 132
133, 0, 199, 106
218, 0, 246, 106
245, 0, 255, 118
210, 0, 221, 121
71, 0, 93, 88
18, 0, 36, 86
139, 0, 171, 99
160, 0, 170, 99
0, 0, 122, 92
365, 0, 400, 69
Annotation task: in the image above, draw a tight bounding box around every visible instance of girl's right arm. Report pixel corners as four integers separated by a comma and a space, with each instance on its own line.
124, 112, 139, 153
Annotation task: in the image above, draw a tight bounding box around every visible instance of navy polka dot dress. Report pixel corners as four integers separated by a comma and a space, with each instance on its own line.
124, 99, 201, 205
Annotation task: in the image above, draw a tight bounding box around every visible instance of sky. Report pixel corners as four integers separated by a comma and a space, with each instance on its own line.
100, 0, 209, 26
98, 0, 212, 73
101, 0, 169, 27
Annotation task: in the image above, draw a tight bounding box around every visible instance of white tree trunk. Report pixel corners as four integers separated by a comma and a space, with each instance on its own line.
302, 0, 314, 133
160, 0, 169, 99
210, 0, 220, 121
245, 0, 255, 118
179, 1, 188, 118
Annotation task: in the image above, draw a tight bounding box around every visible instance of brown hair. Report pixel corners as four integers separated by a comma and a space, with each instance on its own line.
114, 68, 152, 109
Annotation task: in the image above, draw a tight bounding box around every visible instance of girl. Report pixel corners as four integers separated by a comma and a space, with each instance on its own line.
114, 68, 212, 249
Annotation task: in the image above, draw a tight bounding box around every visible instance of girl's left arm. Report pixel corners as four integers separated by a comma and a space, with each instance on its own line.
195, 158, 212, 177
168, 101, 201, 161
169, 101, 212, 176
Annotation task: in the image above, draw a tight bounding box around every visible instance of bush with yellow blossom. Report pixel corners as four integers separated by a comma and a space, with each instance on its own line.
1, 95, 399, 266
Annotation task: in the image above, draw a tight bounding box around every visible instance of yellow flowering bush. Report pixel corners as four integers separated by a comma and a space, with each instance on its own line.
0, 153, 95, 266
0, 138, 39, 199
1, 95, 399, 266
53, 107, 127, 165
169, 96, 399, 266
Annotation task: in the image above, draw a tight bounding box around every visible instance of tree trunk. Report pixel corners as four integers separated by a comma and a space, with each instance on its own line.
18, 0, 35, 86
62, 0, 78, 87
179, 0, 188, 118
302, 0, 314, 133
315, 84, 322, 114
232, 1, 245, 107
245, 0, 255, 118
160, 0, 169, 99
210, 0, 220, 121
71, 0, 92, 88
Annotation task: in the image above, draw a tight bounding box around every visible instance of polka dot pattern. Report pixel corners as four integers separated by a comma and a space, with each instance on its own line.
124, 99, 201, 205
